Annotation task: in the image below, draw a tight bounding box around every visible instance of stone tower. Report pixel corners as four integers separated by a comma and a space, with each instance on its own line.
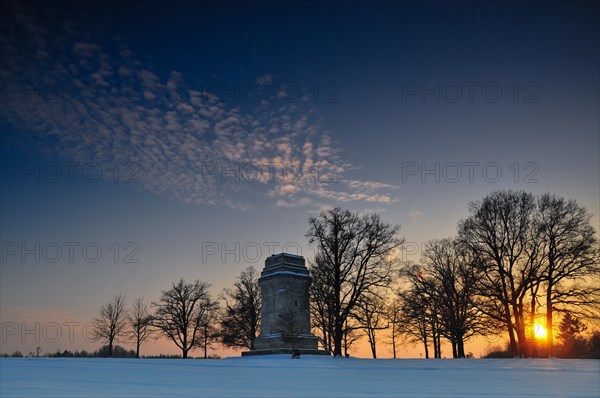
243, 253, 328, 356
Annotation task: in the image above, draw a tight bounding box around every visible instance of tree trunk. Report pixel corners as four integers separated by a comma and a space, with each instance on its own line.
343, 338, 348, 357
182, 349, 188, 359
369, 330, 377, 359
457, 338, 465, 358
108, 339, 113, 358
204, 324, 208, 359
514, 301, 530, 358
504, 302, 518, 357
432, 329, 438, 358
529, 294, 537, 358
546, 280, 554, 357
328, 321, 334, 352
334, 321, 343, 357
334, 264, 342, 357
451, 339, 457, 359
371, 344, 377, 359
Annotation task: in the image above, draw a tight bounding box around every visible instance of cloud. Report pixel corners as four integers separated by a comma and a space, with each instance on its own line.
256, 74, 273, 85
280, 184, 300, 194
409, 210, 424, 222
73, 42, 101, 58
344, 180, 399, 191
0, 2, 400, 210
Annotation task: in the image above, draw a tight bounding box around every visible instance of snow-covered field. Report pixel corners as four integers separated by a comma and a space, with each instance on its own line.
1, 356, 598, 397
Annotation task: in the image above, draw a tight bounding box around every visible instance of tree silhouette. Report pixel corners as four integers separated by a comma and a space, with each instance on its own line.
558, 313, 588, 358
92, 294, 128, 358
397, 281, 435, 358
352, 292, 387, 358
152, 279, 217, 358
383, 299, 403, 359
309, 256, 336, 352
306, 207, 403, 356
421, 238, 496, 357
127, 297, 153, 358
458, 190, 541, 357
537, 193, 599, 355
199, 298, 220, 359
219, 267, 261, 350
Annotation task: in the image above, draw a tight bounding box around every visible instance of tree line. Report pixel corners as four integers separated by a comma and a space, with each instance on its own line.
88, 271, 261, 358
308, 191, 598, 358
65, 190, 600, 359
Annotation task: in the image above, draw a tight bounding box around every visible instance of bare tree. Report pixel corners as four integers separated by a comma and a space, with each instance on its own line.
397, 285, 433, 358
400, 262, 450, 359
342, 318, 361, 357
537, 193, 599, 355
127, 297, 153, 358
219, 267, 261, 350
383, 299, 403, 358
199, 298, 220, 359
458, 190, 542, 357
92, 294, 128, 358
306, 207, 403, 356
278, 309, 303, 349
309, 256, 335, 352
353, 292, 388, 358
422, 238, 496, 357
152, 279, 217, 358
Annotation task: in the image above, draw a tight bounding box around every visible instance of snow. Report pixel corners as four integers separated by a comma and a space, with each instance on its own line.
267, 271, 310, 278
1, 356, 598, 397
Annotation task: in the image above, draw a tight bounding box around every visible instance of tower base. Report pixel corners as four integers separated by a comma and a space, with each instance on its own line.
241, 348, 331, 356
242, 333, 330, 356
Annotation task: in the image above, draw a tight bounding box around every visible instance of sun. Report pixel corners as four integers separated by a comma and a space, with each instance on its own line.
534, 323, 548, 340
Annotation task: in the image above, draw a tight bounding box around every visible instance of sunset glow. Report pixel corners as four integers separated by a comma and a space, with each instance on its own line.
534, 323, 548, 340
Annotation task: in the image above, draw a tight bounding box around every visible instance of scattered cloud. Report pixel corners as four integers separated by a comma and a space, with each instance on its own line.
256, 74, 273, 85
0, 2, 399, 210
409, 210, 424, 222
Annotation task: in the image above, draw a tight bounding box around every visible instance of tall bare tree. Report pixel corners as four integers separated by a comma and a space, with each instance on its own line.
383, 299, 403, 358
458, 190, 543, 357
306, 207, 403, 356
537, 193, 599, 355
219, 267, 261, 350
199, 298, 220, 359
309, 256, 335, 352
397, 284, 433, 358
152, 279, 217, 358
92, 294, 128, 358
127, 297, 153, 358
422, 238, 496, 357
352, 292, 387, 358
342, 318, 361, 357
399, 263, 447, 358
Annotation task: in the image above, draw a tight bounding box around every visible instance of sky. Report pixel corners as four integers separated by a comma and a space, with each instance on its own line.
0, 0, 598, 358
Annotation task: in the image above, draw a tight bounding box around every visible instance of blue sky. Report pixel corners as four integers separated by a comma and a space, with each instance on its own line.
1, 1, 598, 357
